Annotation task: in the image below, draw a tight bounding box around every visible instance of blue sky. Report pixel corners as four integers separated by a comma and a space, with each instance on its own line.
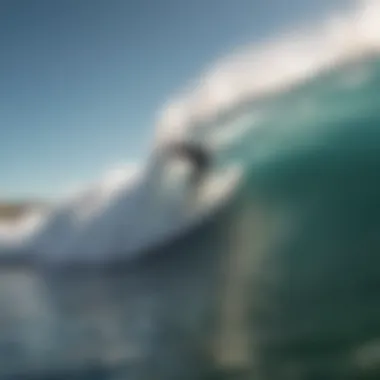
0, 0, 350, 200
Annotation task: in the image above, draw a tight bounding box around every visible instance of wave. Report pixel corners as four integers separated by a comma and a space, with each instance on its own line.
0, 2, 380, 378
1, 0, 380, 263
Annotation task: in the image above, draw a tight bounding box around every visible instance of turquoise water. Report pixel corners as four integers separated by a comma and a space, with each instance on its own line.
219, 55, 380, 379
1, 55, 380, 379
182, 54, 380, 378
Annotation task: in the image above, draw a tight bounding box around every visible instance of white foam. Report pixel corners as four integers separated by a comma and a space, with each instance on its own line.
62, 163, 142, 223
0, 164, 143, 253
28, 163, 144, 258
0, 210, 46, 248
155, 0, 380, 147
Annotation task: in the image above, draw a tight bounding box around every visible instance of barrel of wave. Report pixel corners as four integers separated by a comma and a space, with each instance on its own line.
223, 57, 380, 379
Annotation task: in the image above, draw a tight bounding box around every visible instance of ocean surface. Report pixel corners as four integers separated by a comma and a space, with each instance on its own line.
1, 2, 380, 378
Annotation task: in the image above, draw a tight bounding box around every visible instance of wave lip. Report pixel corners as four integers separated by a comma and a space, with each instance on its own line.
156, 0, 380, 147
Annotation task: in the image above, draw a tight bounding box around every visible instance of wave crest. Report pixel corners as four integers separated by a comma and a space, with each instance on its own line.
156, 0, 380, 147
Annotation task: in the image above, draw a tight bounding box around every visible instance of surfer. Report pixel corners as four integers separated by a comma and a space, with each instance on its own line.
147, 140, 212, 216
165, 141, 211, 188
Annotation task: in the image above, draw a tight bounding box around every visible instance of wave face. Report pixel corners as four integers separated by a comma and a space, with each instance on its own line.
1, 2, 380, 379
